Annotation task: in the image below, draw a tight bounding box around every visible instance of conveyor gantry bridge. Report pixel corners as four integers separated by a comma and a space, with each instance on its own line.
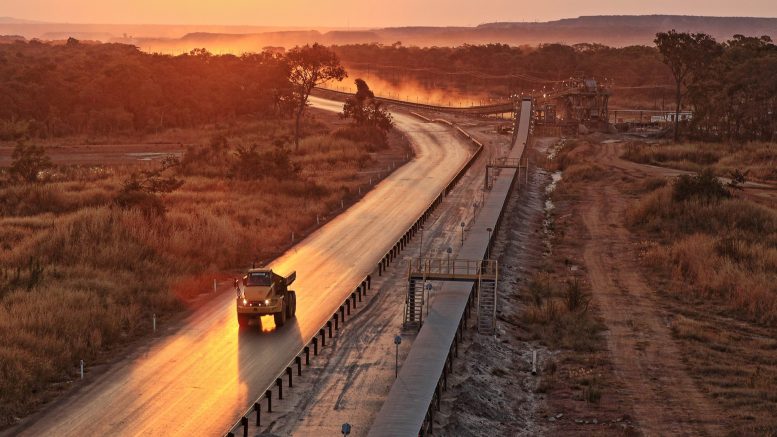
404, 258, 498, 334
485, 157, 527, 190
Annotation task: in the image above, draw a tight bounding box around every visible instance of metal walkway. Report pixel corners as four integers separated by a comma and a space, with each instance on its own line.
403, 258, 498, 334
369, 99, 533, 436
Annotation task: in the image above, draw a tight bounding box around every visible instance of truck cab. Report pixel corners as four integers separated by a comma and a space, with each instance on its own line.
236, 268, 297, 329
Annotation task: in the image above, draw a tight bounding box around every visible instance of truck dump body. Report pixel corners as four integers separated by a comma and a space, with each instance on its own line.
236, 269, 297, 328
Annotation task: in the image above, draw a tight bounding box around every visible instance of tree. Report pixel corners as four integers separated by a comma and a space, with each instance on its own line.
342, 79, 393, 141
286, 44, 347, 150
10, 142, 52, 183
654, 30, 721, 142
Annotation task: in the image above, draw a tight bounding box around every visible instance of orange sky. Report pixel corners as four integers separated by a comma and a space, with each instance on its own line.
4, 0, 776, 27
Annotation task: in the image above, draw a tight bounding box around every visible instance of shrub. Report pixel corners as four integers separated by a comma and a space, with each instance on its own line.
523, 274, 603, 352
232, 144, 299, 181
564, 278, 590, 313
9, 143, 52, 183
584, 377, 602, 403
672, 169, 730, 204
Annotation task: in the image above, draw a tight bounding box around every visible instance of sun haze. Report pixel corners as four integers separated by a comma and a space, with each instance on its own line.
3, 0, 776, 26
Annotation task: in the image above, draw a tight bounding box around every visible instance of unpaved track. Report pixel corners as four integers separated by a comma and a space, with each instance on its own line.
599, 141, 777, 207
7, 98, 471, 437
581, 142, 725, 436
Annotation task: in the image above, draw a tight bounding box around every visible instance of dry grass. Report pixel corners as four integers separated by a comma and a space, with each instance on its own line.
560, 163, 608, 184
622, 141, 777, 182
0, 115, 409, 427
668, 313, 777, 435
627, 183, 777, 324
522, 273, 603, 353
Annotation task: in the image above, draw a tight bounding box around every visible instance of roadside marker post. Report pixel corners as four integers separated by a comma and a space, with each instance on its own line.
80, 360, 84, 379
240, 416, 248, 437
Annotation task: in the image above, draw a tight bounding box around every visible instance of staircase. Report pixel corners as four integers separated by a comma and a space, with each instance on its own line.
404, 278, 425, 330
477, 276, 497, 335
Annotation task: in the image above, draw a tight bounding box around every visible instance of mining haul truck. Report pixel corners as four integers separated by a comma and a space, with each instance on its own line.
235, 268, 297, 328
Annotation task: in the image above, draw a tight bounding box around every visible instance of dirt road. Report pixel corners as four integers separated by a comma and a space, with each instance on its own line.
580, 142, 726, 436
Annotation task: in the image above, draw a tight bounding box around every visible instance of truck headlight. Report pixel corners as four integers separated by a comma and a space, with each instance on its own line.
264, 299, 271, 305
242, 298, 248, 306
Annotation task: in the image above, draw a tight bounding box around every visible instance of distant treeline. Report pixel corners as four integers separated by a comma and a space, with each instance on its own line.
333, 42, 670, 82
335, 40, 777, 141
332, 43, 674, 104
2, 38, 774, 142
0, 39, 293, 139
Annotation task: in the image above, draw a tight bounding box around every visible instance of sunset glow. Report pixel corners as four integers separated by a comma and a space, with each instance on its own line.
4, 0, 776, 27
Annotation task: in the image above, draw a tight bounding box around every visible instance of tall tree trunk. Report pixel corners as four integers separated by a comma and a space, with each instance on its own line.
674, 82, 682, 143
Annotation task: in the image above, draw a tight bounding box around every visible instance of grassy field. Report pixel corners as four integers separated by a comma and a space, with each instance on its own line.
623, 141, 777, 182
0, 110, 410, 427
627, 172, 777, 324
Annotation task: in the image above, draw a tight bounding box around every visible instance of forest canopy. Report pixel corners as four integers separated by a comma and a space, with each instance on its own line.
0, 40, 294, 139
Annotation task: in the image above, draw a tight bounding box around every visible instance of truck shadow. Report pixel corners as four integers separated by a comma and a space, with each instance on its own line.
235, 314, 305, 395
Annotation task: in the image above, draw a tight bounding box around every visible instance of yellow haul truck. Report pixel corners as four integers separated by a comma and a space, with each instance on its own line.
235, 268, 297, 328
